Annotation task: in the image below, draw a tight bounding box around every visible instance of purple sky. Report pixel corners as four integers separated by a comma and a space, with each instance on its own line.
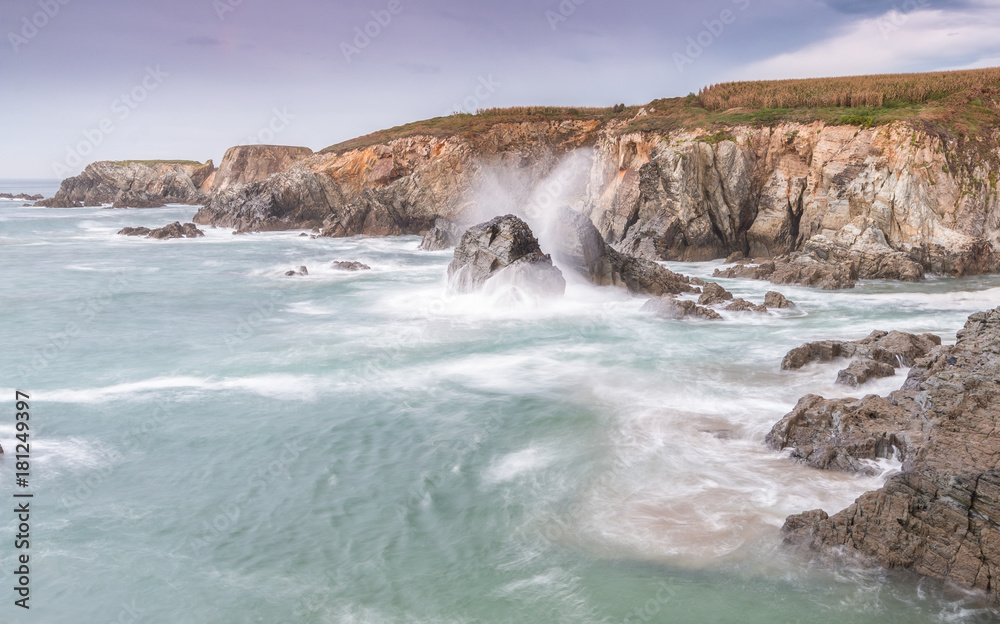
2, 0, 998, 178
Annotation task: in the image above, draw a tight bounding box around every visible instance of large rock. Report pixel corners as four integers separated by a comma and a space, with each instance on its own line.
773, 308, 1000, 603
447, 215, 566, 297
549, 207, 697, 296
38, 160, 213, 208
782, 330, 941, 371
209, 145, 313, 193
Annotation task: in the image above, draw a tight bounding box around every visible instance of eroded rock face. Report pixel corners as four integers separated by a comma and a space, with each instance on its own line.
773, 308, 1000, 603
210, 145, 313, 193
447, 215, 566, 297
117, 222, 204, 239
549, 207, 697, 296
641, 297, 722, 320
39, 161, 214, 208
419, 219, 463, 251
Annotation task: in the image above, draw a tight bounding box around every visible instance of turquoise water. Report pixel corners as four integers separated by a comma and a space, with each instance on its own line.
2, 203, 1000, 623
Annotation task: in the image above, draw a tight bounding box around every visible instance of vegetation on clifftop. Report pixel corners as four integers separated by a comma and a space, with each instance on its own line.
321, 67, 1000, 154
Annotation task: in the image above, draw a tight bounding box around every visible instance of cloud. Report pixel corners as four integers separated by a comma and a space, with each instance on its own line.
729, 6, 1000, 80
182, 35, 223, 47
820, 0, 972, 15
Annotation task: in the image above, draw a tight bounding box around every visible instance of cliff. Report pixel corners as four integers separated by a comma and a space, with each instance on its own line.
38, 160, 214, 208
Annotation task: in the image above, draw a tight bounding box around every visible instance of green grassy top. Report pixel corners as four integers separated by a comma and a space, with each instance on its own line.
108, 159, 208, 167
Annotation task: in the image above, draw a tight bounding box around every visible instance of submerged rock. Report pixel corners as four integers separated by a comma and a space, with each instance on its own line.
117, 222, 204, 239
550, 207, 696, 296
419, 219, 462, 251
774, 308, 1000, 603
447, 215, 565, 297
331, 261, 371, 271
725, 298, 767, 313
285, 266, 309, 277
781, 330, 941, 387
697, 282, 733, 306
641, 297, 722, 320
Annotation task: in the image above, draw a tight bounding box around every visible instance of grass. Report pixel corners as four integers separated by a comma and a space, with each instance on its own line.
109, 159, 208, 167
318, 68, 1000, 155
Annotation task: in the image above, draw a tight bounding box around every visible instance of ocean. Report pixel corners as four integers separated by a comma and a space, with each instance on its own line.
1, 198, 999, 623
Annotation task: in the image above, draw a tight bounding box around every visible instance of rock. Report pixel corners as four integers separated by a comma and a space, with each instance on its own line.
550, 207, 697, 296
835, 359, 897, 387
781, 330, 941, 371
447, 215, 566, 297
641, 297, 722, 320
776, 308, 1000, 603
725, 298, 767, 313
210, 145, 313, 193
802, 221, 925, 282
285, 266, 309, 277
38, 160, 213, 208
698, 282, 734, 306
725, 251, 745, 263
0, 193, 43, 201
419, 219, 462, 251
331, 261, 371, 271
298, 232, 308, 237
117, 222, 204, 239
714, 254, 855, 290
763, 291, 794, 309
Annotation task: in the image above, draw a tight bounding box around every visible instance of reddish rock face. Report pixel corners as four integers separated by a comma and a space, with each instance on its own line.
210, 145, 314, 193
772, 308, 1000, 603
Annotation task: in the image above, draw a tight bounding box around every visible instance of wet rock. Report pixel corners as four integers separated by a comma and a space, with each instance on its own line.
298, 232, 309, 237
117, 222, 204, 239
697, 282, 733, 306
763, 291, 795, 309
775, 308, 1000, 602
331, 261, 371, 271
781, 330, 941, 372
725, 298, 767, 313
641, 297, 722, 320
550, 207, 697, 296
835, 359, 897, 387
285, 266, 308, 277
419, 218, 462, 251
725, 251, 745, 263
447, 214, 565, 297
715, 255, 855, 290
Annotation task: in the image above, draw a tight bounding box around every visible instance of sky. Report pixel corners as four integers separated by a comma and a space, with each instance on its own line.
1, 0, 999, 178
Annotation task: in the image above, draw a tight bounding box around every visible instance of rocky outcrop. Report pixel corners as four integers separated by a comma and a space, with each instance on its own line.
774, 308, 1000, 602
764, 291, 795, 309
642, 297, 722, 320
697, 282, 733, 306
419, 219, 462, 251
549, 207, 697, 296
0, 193, 43, 201
39, 160, 214, 208
208, 145, 313, 193
447, 215, 566, 297
285, 266, 309, 276
331, 261, 370, 271
117, 222, 205, 239
781, 330, 941, 386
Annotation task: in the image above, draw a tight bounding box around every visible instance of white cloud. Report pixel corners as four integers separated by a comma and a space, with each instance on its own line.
727, 6, 1000, 80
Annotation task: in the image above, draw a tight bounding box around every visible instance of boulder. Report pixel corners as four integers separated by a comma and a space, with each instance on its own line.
447, 215, 566, 297
419, 219, 462, 251
775, 308, 1000, 603
763, 291, 795, 309
725, 298, 767, 313
285, 266, 309, 277
698, 282, 733, 306
550, 207, 697, 296
641, 297, 722, 320
781, 330, 941, 372
835, 359, 897, 387
331, 261, 371, 271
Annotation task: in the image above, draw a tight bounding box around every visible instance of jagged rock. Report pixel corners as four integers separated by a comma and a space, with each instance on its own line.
803, 221, 924, 282
725, 251, 745, 263
549, 207, 697, 296
285, 266, 308, 277
331, 261, 371, 271
698, 282, 733, 306
835, 359, 898, 387
725, 298, 767, 313
763, 291, 794, 309
781, 330, 941, 371
117, 222, 204, 239
714, 255, 855, 290
39, 160, 213, 208
641, 297, 722, 320
776, 308, 1000, 603
419, 219, 462, 251
447, 215, 566, 297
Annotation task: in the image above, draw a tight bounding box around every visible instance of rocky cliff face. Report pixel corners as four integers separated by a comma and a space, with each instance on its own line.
45, 117, 1000, 278
774, 308, 1000, 601
38, 160, 214, 208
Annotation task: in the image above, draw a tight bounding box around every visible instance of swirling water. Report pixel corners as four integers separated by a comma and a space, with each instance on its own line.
2, 202, 1000, 623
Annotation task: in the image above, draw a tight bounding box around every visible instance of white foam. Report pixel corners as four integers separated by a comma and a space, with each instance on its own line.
485, 446, 558, 483
39, 374, 323, 403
